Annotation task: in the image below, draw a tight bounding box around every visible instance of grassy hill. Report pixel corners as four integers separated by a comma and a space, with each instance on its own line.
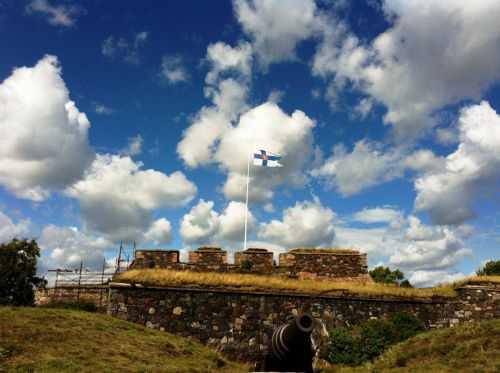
0, 306, 247, 373
325, 318, 500, 372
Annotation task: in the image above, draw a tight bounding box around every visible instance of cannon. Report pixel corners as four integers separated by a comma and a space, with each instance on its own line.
260, 313, 315, 372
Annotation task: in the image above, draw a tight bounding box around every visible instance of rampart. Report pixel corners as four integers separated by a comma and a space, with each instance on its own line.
129, 247, 369, 280
108, 282, 500, 363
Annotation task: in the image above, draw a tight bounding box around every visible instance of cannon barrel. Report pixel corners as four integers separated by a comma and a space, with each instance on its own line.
262, 313, 315, 372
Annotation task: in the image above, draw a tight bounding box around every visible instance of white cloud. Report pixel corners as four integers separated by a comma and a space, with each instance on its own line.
121, 135, 143, 157
312, 140, 445, 196
144, 218, 172, 244
335, 211, 472, 273
409, 270, 467, 287
205, 42, 253, 84
26, 0, 84, 27
313, 0, 500, 139
0, 210, 30, 244
217, 102, 315, 202
177, 78, 249, 168
415, 101, 500, 225
101, 32, 149, 64
160, 55, 190, 84
180, 199, 255, 245
389, 216, 472, 271
66, 154, 197, 242
0, 55, 95, 201
234, 0, 318, 68
94, 103, 113, 115
353, 98, 374, 120
38, 225, 112, 270
311, 140, 405, 196
258, 198, 335, 248
352, 207, 403, 226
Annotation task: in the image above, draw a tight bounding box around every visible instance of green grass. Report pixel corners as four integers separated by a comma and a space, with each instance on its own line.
323, 318, 500, 372
0, 306, 247, 373
115, 269, 458, 299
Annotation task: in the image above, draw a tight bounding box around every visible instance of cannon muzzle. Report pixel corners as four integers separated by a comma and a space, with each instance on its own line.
262, 313, 315, 372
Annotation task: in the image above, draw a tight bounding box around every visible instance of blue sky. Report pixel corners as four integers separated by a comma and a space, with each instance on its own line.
1, 0, 499, 286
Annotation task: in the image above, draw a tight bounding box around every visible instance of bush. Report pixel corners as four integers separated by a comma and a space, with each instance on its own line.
476, 260, 500, 276
0, 239, 46, 306
326, 312, 425, 366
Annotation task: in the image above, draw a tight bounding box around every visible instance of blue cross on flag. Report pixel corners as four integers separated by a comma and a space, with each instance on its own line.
253, 149, 283, 167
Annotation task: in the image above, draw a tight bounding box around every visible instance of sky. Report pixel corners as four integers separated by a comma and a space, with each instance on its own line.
1, 0, 500, 287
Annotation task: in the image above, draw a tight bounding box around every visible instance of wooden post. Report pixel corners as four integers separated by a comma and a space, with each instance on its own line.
76, 261, 83, 303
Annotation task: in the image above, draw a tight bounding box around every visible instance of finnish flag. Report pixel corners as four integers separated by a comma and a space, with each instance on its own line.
253, 149, 283, 167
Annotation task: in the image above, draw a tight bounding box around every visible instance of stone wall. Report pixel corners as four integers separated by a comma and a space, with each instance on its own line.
234, 248, 274, 273
36, 285, 109, 311
279, 250, 369, 280
188, 247, 228, 271
108, 282, 500, 364
130, 250, 179, 269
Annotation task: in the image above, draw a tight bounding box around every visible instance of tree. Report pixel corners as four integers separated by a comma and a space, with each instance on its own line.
0, 239, 46, 306
369, 266, 411, 286
476, 260, 500, 276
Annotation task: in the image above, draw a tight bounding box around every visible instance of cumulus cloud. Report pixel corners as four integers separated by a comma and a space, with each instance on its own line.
313, 0, 500, 139
311, 140, 405, 196
25, 0, 85, 27
160, 55, 190, 84
312, 140, 445, 196
389, 216, 472, 271
409, 270, 467, 287
415, 101, 500, 225
352, 207, 403, 226
335, 207, 472, 273
177, 78, 248, 168
0, 210, 30, 244
144, 218, 172, 244
121, 135, 143, 156
66, 154, 196, 242
0, 55, 95, 201
258, 198, 335, 248
217, 102, 316, 202
101, 32, 149, 64
180, 199, 255, 245
38, 225, 112, 270
205, 42, 253, 84
233, 0, 318, 68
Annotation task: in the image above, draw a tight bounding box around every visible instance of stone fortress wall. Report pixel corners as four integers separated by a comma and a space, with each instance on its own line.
108, 282, 500, 363
129, 246, 370, 281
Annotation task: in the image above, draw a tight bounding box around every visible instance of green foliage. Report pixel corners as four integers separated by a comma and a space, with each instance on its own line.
326, 312, 425, 366
240, 259, 254, 271
369, 266, 411, 286
476, 260, 500, 276
0, 239, 46, 306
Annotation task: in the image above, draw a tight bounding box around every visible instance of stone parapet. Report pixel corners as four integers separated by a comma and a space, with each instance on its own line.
234, 248, 274, 273
279, 248, 368, 279
188, 246, 227, 271
130, 250, 179, 269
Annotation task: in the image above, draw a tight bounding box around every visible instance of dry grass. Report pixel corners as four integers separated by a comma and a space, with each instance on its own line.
114, 269, 457, 299
288, 248, 361, 254
452, 275, 500, 286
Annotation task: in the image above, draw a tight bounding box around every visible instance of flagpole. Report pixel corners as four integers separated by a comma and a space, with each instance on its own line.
243, 152, 250, 251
